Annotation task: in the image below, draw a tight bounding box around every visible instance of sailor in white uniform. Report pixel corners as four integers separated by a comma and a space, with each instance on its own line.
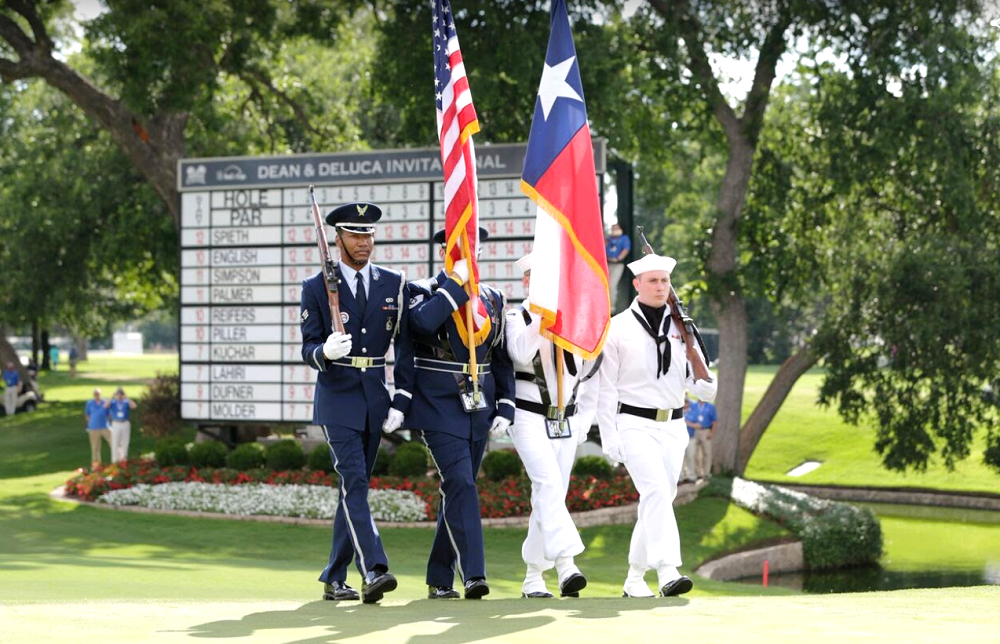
504, 252, 600, 598
596, 253, 717, 598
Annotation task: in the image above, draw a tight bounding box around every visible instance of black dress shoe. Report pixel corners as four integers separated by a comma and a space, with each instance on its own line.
427, 585, 460, 599
463, 578, 490, 599
559, 572, 587, 597
660, 576, 693, 597
322, 581, 360, 601
521, 591, 555, 598
361, 571, 397, 604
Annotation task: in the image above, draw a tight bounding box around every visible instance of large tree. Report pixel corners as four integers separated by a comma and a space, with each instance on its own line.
636, 0, 1000, 474
0, 0, 359, 225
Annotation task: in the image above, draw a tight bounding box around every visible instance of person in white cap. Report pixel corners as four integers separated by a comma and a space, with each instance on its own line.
503, 252, 601, 599
596, 252, 717, 598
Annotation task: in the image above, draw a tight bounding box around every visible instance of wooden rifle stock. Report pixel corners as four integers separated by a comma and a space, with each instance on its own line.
636, 226, 713, 383
309, 186, 345, 334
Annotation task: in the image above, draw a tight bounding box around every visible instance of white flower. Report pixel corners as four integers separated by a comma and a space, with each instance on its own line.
98, 483, 427, 522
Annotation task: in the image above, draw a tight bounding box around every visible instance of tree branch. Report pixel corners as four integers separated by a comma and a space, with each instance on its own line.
7, 0, 53, 54
241, 66, 323, 138
647, 0, 741, 144
742, 13, 793, 146
0, 54, 30, 81
0, 11, 36, 59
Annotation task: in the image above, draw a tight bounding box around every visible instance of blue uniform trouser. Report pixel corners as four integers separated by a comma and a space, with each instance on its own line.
318, 420, 387, 583
421, 431, 488, 587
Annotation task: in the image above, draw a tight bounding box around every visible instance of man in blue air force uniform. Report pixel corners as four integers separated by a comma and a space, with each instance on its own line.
300, 202, 412, 604
392, 227, 515, 600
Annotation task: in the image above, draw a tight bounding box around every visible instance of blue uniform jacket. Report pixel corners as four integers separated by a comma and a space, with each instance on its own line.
405, 271, 516, 441
300, 265, 413, 430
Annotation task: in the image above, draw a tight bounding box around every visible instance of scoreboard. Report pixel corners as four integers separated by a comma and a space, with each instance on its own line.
177, 142, 606, 424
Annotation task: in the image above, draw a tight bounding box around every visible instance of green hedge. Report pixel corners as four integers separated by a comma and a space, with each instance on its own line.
155, 438, 189, 467
481, 449, 523, 481
572, 455, 614, 479
702, 477, 883, 570
389, 442, 429, 478
265, 440, 306, 471
227, 443, 265, 470
189, 441, 227, 468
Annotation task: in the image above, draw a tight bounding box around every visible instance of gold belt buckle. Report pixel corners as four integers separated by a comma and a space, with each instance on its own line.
461, 364, 486, 375
352, 357, 374, 368
655, 408, 671, 422
546, 406, 565, 421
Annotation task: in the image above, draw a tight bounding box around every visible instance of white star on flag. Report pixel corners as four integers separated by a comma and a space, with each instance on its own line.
536, 55, 582, 120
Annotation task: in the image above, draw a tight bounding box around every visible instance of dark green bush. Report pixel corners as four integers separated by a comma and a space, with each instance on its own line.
265, 439, 306, 471
481, 448, 523, 481
227, 443, 265, 470
155, 438, 189, 467
388, 441, 429, 477
136, 373, 181, 438
801, 504, 883, 570
724, 477, 883, 570
372, 445, 392, 477
189, 441, 227, 468
308, 444, 334, 473
572, 455, 614, 479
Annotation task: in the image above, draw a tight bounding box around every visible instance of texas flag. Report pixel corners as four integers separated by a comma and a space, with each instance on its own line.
520, 0, 609, 359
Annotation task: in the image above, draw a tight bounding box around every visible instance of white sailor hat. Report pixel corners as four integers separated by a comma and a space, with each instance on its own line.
627, 253, 677, 276
515, 252, 534, 274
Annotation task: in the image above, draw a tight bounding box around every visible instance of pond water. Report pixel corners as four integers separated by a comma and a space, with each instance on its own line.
733, 502, 1000, 593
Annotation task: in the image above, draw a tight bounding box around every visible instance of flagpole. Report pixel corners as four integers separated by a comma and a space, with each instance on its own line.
463, 239, 479, 402
556, 347, 565, 414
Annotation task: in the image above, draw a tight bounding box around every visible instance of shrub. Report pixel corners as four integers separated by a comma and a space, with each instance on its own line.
227, 443, 265, 471
388, 441, 429, 478
265, 439, 306, 471
308, 444, 334, 474
572, 455, 614, 479
155, 439, 189, 467
725, 477, 883, 570
136, 373, 181, 438
481, 449, 523, 481
189, 441, 227, 468
371, 446, 393, 477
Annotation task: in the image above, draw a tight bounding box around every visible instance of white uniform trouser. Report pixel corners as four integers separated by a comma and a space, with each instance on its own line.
110, 420, 131, 462
620, 414, 689, 571
3, 388, 17, 416
509, 413, 584, 569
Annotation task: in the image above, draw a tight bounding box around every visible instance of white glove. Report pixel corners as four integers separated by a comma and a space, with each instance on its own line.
574, 413, 594, 445
489, 416, 511, 437
323, 332, 353, 360
382, 408, 404, 434
604, 442, 627, 465
451, 258, 470, 285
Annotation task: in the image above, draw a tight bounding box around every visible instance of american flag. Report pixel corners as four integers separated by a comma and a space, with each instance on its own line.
433, 0, 489, 347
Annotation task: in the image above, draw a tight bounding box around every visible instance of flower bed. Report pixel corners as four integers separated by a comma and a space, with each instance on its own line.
98, 482, 427, 522
65, 459, 640, 521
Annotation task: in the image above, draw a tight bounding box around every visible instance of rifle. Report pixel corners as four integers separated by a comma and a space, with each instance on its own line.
309, 186, 345, 334
636, 226, 713, 383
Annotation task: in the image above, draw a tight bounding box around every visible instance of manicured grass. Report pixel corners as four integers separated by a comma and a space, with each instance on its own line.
4, 588, 999, 644
33, 353, 178, 403
742, 366, 1000, 494
865, 503, 1000, 573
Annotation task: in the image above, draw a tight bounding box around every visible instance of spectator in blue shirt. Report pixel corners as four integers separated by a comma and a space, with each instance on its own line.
685, 396, 718, 479
106, 387, 137, 462
605, 224, 632, 312
3, 362, 21, 417
49, 346, 59, 371
84, 388, 112, 469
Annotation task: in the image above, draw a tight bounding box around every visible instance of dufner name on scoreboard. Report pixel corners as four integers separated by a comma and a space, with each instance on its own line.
177, 142, 606, 425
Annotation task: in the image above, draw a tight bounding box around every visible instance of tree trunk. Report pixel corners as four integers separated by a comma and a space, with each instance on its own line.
706, 142, 754, 475
31, 320, 39, 367
40, 330, 51, 371
736, 346, 820, 473
73, 334, 89, 361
